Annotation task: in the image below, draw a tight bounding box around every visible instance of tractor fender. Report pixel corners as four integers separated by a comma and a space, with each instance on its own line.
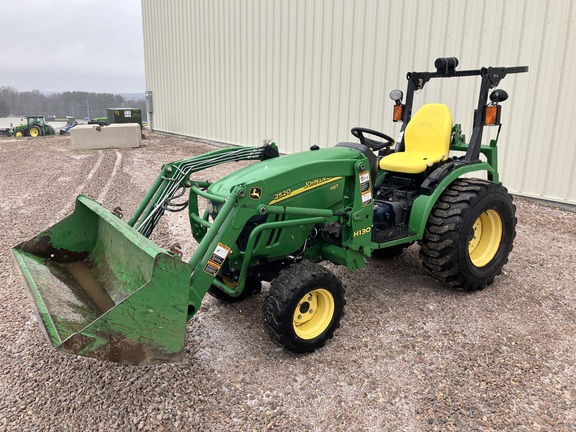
408, 162, 496, 237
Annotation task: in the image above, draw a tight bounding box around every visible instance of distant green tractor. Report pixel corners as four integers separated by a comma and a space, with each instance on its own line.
13, 116, 56, 138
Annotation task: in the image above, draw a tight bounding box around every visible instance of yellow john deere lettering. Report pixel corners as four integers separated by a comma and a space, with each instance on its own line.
269, 177, 343, 205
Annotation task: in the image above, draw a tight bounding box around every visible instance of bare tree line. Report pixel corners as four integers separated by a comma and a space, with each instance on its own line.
0, 86, 146, 120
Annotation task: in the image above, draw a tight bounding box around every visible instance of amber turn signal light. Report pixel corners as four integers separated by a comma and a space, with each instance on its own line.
393, 104, 404, 122
484, 105, 501, 125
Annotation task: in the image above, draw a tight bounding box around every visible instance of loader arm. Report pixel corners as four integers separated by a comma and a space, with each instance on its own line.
129, 144, 279, 237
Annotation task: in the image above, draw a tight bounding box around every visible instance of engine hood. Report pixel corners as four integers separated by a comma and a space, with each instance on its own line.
207, 145, 370, 198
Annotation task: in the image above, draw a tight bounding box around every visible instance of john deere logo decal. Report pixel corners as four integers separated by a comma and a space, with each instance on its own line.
249, 187, 262, 200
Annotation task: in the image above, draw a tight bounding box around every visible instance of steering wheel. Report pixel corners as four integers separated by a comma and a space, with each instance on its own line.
350, 127, 395, 151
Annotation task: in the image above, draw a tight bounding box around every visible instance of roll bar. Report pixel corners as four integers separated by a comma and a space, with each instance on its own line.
397, 58, 529, 162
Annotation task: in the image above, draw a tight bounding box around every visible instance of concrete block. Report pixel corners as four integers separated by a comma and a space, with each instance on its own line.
70, 123, 141, 150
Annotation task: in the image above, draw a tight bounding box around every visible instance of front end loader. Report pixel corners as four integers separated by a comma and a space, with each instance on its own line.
13, 58, 528, 365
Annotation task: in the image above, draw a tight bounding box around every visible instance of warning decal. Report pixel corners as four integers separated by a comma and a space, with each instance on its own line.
203, 262, 219, 276
210, 244, 230, 265
203, 243, 231, 275
361, 190, 372, 206
359, 171, 372, 206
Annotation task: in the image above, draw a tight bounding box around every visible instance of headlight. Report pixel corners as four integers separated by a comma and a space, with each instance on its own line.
206, 199, 223, 217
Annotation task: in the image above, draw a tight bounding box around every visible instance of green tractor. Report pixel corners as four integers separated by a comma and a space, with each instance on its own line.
12, 58, 528, 365
13, 116, 56, 138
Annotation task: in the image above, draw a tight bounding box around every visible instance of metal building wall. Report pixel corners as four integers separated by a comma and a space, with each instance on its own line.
142, 0, 576, 205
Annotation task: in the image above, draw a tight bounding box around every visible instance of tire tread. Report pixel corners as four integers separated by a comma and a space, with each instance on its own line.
419, 178, 516, 290
263, 261, 345, 353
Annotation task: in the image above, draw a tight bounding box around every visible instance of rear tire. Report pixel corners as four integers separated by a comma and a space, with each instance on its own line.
263, 261, 345, 353
29, 126, 41, 137
419, 178, 516, 290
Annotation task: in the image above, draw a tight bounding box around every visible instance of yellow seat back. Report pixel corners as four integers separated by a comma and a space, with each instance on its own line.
404, 103, 452, 156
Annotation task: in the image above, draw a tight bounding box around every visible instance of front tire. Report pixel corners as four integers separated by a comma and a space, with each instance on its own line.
263, 261, 345, 353
419, 178, 516, 290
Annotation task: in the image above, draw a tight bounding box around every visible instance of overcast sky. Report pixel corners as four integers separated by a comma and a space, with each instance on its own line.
0, 0, 145, 94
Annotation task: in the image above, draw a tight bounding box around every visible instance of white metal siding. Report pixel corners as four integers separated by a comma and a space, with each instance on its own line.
142, 0, 576, 205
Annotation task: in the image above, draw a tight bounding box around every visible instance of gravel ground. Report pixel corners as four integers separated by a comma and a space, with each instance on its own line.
0, 133, 574, 431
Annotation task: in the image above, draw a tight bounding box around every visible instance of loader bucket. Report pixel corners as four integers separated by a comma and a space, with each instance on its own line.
12, 195, 192, 365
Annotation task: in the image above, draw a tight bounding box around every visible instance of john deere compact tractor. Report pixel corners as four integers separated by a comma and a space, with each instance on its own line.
13, 58, 528, 365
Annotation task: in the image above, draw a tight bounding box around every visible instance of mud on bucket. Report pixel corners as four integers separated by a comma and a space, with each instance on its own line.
12, 195, 192, 365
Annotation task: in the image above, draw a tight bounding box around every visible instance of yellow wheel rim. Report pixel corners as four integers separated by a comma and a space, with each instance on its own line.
468, 209, 503, 267
222, 275, 238, 289
15, 131, 23, 137
29, 128, 39, 137
292, 288, 335, 340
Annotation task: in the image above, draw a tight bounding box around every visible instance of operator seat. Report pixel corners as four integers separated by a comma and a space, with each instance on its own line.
379, 103, 452, 174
